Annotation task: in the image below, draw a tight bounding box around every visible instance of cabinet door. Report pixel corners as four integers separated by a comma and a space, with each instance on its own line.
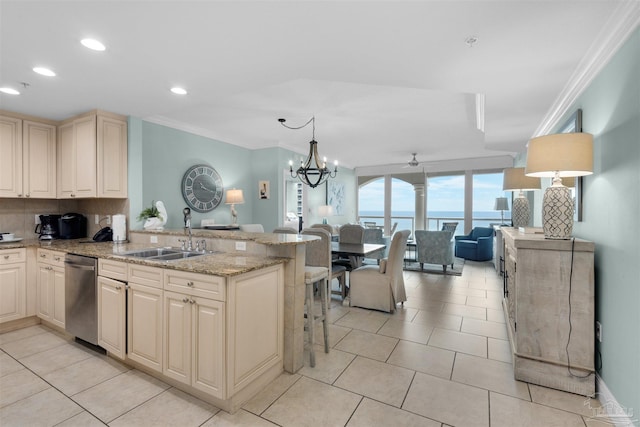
98, 276, 126, 359
128, 282, 163, 372
36, 263, 52, 321
0, 263, 26, 323
504, 247, 517, 335
163, 291, 191, 385
73, 115, 97, 197
191, 296, 224, 398
23, 120, 56, 198
0, 115, 23, 197
97, 115, 127, 198
57, 122, 75, 198
51, 265, 65, 329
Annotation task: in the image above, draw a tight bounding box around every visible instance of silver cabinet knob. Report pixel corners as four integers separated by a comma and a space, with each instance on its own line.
187, 281, 194, 287
182, 297, 189, 303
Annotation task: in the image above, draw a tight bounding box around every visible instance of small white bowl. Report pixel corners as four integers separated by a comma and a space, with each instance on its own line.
2, 233, 15, 241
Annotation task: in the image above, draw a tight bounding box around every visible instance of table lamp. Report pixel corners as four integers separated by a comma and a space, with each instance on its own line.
502, 167, 541, 228
318, 205, 333, 224
525, 132, 593, 239
225, 189, 245, 225
494, 197, 509, 225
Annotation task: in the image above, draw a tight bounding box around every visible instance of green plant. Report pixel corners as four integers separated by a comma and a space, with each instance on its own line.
137, 201, 163, 222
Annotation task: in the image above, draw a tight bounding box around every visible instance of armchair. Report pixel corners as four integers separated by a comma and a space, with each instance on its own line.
454, 227, 494, 261
349, 230, 410, 313
415, 230, 454, 272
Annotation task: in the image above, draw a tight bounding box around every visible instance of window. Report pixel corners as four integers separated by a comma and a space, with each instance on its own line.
427, 174, 464, 232
472, 172, 510, 228
358, 177, 384, 226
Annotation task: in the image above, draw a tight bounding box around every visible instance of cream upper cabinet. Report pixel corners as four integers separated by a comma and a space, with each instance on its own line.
0, 114, 56, 198
0, 248, 27, 324
58, 110, 127, 199
97, 115, 128, 198
57, 115, 97, 198
0, 115, 23, 197
23, 120, 57, 198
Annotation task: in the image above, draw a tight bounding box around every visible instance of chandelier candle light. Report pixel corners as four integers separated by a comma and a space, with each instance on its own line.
225, 189, 245, 225
525, 132, 593, 239
279, 117, 338, 188
502, 167, 541, 228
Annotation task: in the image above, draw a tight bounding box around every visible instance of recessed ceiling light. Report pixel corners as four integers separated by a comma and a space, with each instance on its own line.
33, 67, 56, 77
0, 87, 20, 95
171, 87, 187, 95
81, 38, 106, 51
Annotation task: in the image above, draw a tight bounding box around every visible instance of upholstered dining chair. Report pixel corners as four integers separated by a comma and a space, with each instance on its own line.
415, 230, 455, 272
272, 226, 298, 234
335, 224, 365, 270
310, 223, 335, 238
441, 222, 458, 235
239, 224, 264, 232
349, 230, 410, 313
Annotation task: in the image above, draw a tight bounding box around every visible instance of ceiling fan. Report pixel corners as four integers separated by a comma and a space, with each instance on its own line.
403, 153, 420, 168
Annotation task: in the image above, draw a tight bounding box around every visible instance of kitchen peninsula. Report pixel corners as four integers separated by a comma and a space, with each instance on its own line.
0, 228, 317, 413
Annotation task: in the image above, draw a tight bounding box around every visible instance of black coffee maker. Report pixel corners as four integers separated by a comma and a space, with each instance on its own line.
35, 214, 61, 240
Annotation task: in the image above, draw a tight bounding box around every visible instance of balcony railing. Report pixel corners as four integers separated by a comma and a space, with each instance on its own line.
359, 215, 510, 236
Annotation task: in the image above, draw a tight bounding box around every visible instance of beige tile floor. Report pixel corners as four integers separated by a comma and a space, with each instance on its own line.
1, 261, 612, 426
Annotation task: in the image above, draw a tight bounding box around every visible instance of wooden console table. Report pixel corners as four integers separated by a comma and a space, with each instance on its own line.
501, 227, 595, 396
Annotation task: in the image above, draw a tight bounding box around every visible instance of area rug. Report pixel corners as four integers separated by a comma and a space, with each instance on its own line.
402, 257, 465, 276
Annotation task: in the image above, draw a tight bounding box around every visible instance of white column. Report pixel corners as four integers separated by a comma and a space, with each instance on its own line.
414, 184, 425, 231
384, 175, 392, 234
464, 171, 473, 234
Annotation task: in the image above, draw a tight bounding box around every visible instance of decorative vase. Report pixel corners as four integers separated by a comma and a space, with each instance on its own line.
512, 195, 530, 228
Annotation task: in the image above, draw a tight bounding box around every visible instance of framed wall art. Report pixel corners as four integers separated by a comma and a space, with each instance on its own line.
326, 181, 345, 215
259, 180, 270, 199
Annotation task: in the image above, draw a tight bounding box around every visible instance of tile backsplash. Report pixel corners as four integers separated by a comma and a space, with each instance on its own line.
0, 198, 129, 240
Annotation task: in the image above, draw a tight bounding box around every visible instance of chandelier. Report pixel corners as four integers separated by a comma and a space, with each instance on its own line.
279, 116, 338, 188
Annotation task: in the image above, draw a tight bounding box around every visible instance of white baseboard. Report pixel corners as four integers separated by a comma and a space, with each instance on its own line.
594, 374, 638, 427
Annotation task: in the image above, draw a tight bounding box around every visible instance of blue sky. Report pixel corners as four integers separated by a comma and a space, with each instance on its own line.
359, 173, 507, 213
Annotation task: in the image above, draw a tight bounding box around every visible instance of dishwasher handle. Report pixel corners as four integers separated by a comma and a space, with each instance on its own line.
64, 261, 96, 271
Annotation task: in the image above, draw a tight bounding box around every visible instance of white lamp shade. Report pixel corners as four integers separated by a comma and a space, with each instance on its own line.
225, 189, 245, 205
503, 167, 541, 191
318, 205, 333, 217
525, 133, 594, 178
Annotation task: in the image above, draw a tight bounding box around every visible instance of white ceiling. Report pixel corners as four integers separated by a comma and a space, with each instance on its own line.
1, 1, 637, 170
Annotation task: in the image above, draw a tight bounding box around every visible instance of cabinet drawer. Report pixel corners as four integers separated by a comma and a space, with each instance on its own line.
164, 269, 225, 301
99, 259, 128, 281
37, 249, 65, 267
128, 264, 163, 289
1, 248, 27, 264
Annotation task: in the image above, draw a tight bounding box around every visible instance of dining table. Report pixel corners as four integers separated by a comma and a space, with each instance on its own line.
331, 242, 386, 269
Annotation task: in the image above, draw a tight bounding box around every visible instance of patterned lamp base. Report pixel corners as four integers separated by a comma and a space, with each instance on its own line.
542, 184, 574, 239
512, 196, 530, 228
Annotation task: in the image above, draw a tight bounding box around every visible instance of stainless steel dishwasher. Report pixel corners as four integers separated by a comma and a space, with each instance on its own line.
65, 254, 99, 345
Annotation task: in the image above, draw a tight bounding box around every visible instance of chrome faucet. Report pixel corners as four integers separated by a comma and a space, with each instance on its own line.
183, 207, 193, 251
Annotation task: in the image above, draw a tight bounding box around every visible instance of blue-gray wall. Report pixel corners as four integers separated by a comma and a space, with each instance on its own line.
567, 28, 639, 417
127, 120, 357, 232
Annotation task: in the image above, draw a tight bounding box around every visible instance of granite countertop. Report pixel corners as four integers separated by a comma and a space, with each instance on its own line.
0, 238, 287, 277
131, 228, 315, 246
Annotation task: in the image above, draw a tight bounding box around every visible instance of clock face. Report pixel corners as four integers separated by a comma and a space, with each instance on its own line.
181, 165, 224, 213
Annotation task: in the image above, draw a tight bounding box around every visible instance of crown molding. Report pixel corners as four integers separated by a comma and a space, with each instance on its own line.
534, 0, 640, 137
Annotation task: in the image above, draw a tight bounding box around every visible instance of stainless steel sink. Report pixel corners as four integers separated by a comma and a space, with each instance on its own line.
120, 247, 208, 262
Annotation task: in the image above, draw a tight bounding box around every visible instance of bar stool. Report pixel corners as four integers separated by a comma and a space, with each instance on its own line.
304, 265, 329, 367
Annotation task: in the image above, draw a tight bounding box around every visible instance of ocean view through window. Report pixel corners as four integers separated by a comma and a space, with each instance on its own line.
359, 171, 511, 236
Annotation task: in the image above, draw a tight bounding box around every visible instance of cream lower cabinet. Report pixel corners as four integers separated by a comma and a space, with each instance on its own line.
127, 264, 163, 372
36, 249, 65, 328
164, 270, 225, 399
97, 275, 126, 359
0, 248, 26, 323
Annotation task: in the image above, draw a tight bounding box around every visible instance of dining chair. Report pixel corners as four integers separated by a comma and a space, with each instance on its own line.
239, 224, 264, 232
310, 223, 335, 237
363, 221, 377, 228
441, 222, 458, 235
363, 227, 387, 263
302, 228, 347, 303
300, 228, 333, 366
335, 224, 365, 270
272, 226, 298, 234
349, 230, 410, 313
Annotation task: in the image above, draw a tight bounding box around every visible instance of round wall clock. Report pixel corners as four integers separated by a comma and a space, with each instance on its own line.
181, 164, 224, 213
